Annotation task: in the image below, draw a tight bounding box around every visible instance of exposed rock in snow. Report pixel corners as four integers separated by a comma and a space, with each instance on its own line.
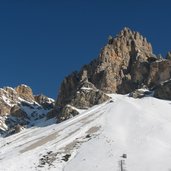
0, 85, 55, 137
34, 94, 55, 109
54, 80, 110, 121
129, 88, 153, 98
154, 80, 171, 100
15, 84, 35, 102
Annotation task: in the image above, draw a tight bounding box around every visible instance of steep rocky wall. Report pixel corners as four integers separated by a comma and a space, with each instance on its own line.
148, 60, 171, 87
56, 27, 157, 108
154, 80, 171, 100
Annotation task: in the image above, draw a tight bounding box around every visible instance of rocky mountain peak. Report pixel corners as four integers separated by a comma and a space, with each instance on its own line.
66, 28, 155, 95
55, 27, 171, 120
106, 27, 153, 62
15, 84, 34, 102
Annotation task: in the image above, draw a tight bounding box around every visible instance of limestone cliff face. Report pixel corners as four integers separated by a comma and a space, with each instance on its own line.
148, 60, 171, 87
52, 80, 110, 121
85, 27, 153, 94
68, 81, 110, 109
56, 27, 171, 113
56, 27, 156, 108
154, 80, 171, 100
15, 84, 34, 102
0, 87, 19, 116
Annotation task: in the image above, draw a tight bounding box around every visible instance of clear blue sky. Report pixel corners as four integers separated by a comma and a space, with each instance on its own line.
0, 0, 171, 98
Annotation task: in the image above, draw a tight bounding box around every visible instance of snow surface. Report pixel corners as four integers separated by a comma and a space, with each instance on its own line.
1, 94, 171, 171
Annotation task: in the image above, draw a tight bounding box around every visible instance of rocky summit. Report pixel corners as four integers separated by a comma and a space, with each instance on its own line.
54, 27, 171, 120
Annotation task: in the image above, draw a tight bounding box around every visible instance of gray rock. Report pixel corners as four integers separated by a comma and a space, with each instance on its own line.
129, 89, 146, 99
69, 81, 111, 109
147, 60, 171, 88
154, 80, 171, 100
54, 80, 111, 122
56, 28, 171, 108
34, 94, 55, 109
15, 124, 22, 133
10, 105, 27, 118
57, 105, 79, 122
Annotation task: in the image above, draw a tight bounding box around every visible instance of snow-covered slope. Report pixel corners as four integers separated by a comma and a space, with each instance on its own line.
1, 95, 171, 171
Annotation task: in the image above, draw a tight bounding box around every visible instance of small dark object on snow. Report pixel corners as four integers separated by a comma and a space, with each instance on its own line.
38, 165, 44, 168
62, 154, 71, 162
109, 100, 114, 103
86, 134, 91, 138
121, 154, 127, 158
15, 124, 22, 133
47, 151, 53, 155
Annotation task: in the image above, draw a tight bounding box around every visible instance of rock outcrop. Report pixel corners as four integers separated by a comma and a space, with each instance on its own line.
148, 60, 171, 88
57, 80, 110, 108
15, 84, 34, 102
57, 105, 79, 121
0, 85, 54, 136
54, 80, 110, 121
56, 28, 157, 116
57, 28, 155, 106
34, 94, 55, 109
55, 27, 171, 120
0, 87, 19, 115
154, 80, 171, 100
10, 105, 28, 119
129, 88, 152, 99
56, 28, 156, 111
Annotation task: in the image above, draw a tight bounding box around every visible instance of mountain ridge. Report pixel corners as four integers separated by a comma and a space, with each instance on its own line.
1, 27, 171, 135
0, 84, 55, 136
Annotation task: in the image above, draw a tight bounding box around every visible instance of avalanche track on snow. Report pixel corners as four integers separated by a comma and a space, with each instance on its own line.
1, 94, 171, 171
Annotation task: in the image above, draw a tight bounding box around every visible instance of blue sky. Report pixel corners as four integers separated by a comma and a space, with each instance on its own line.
0, 0, 171, 98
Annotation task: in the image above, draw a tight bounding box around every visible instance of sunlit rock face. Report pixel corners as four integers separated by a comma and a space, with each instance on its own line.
57, 27, 154, 107
154, 80, 171, 100
55, 27, 171, 120
0, 84, 54, 136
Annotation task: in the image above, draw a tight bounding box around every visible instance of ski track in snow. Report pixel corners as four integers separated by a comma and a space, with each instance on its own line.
1, 94, 171, 171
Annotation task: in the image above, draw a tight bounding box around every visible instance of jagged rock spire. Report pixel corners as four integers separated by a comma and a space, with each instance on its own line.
108, 27, 153, 58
